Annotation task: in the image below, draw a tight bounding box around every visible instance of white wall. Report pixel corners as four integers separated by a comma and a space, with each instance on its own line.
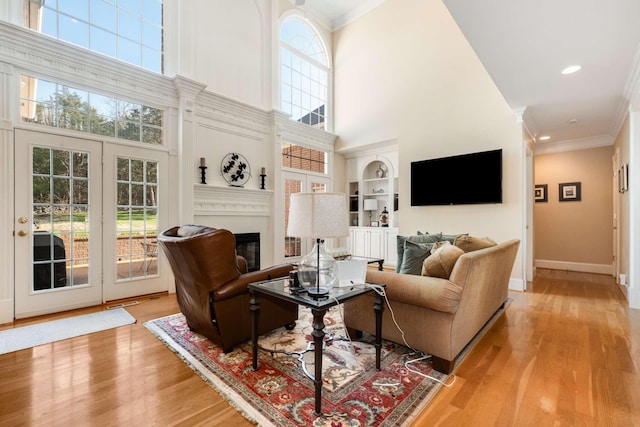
333, 0, 525, 286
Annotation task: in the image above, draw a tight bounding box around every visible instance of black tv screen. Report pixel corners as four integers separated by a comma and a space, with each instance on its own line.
411, 149, 502, 206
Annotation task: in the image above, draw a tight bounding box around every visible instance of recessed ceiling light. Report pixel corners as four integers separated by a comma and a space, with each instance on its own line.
539, 136, 551, 141
568, 119, 578, 124
561, 65, 582, 75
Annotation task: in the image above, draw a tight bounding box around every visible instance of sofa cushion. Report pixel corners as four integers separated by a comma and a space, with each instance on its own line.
422, 242, 465, 278
454, 235, 497, 252
398, 240, 436, 275
396, 233, 441, 273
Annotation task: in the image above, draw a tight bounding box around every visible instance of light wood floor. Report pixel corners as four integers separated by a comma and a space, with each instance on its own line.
1, 269, 638, 426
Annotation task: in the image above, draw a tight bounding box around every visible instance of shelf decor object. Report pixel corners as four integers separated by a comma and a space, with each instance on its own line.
379, 206, 389, 227
221, 152, 251, 187
287, 193, 349, 299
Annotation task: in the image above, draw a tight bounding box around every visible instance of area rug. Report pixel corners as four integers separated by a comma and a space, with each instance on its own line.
145, 307, 450, 426
0, 308, 136, 355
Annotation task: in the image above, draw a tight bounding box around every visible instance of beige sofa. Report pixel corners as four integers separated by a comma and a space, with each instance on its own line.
344, 238, 520, 374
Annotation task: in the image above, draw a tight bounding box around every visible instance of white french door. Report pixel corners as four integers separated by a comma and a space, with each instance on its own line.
102, 143, 168, 301
14, 130, 103, 318
14, 129, 168, 318
283, 171, 330, 261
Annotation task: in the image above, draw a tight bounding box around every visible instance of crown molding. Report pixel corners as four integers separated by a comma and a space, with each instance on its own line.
273, 111, 337, 150
337, 138, 398, 158
331, 0, 388, 31
193, 184, 272, 216
195, 90, 273, 135
534, 135, 613, 156
0, 21, 178, 108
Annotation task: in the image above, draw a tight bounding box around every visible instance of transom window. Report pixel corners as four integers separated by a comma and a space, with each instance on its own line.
280, 16, 328, 129
20, 75, 164, 145
23, 0, 163, 73
281, 142, 328, 174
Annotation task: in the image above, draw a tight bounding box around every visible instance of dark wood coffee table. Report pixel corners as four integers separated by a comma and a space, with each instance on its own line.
248, 279, 384, 416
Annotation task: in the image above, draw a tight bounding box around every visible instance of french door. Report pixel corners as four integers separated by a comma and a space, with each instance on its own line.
14, 129, 168, 318
14, 130, 103, 318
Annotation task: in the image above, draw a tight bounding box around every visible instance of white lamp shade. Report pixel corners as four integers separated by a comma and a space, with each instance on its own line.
363, 198, 378, 211
288, 192, 349, 238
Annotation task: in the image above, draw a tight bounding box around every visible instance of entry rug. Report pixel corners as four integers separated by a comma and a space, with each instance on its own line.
145, 308, 449, 426
0, 308, 136, 355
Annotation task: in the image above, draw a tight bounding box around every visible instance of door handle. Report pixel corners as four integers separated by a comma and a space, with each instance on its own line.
17, 230, 27, 237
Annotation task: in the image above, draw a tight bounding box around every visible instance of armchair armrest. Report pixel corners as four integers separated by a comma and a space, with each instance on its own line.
214, 263, 294, 301
236, 256, 248, 274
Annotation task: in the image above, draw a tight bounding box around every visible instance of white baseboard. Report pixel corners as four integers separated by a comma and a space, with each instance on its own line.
509, 277, 525, 292
535, 259, 613, 275
0, 299, 13, 324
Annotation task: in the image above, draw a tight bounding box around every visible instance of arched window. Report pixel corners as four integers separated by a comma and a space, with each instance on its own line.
280, 16, 329, 130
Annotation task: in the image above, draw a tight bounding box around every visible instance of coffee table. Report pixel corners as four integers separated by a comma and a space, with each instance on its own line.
248, 279, 384, 415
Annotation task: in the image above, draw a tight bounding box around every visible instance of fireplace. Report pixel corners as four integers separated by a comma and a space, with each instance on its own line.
235, 233, 260, 272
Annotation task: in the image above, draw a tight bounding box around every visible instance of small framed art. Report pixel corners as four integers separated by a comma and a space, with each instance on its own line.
559, 182, 581, 202
534, 184, 548, 203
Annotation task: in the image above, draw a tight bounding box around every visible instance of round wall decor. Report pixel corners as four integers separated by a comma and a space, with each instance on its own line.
221, 153, 251, 187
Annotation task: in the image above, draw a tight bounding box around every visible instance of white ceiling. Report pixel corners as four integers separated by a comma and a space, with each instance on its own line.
304, 0, 640, 153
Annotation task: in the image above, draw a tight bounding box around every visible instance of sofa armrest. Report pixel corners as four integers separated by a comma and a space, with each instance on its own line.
365, 270, 463, 314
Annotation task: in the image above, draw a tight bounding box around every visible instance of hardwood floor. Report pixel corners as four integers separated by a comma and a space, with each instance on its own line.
0, 269, 638, 426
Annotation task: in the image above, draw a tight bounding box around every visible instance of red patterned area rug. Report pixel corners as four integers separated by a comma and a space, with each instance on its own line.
145, 307, 450, 426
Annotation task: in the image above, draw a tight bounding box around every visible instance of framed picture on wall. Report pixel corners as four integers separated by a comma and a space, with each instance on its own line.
534, 184, 548, 203
559, 182, 581, 202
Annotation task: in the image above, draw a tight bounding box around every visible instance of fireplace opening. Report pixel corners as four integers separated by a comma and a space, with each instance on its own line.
235, 232, 260, 272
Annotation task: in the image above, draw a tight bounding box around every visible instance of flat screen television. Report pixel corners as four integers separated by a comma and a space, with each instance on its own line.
411, 149, 502, 206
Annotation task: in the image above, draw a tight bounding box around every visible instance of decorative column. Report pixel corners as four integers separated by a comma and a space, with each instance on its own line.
0, 61, 15, 323
173, 75, 206, 225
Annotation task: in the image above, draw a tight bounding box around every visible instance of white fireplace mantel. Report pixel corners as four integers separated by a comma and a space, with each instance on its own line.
193, 184, 272, 216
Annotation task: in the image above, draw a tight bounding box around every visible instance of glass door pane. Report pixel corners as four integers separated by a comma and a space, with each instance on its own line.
116, 157, 159, 279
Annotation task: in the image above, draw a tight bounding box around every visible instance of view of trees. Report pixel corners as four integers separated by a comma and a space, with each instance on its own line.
22, 83, 163, 145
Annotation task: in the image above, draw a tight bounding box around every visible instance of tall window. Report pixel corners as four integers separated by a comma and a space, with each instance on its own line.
23, 0, 163, 73
280, 16, 329, 129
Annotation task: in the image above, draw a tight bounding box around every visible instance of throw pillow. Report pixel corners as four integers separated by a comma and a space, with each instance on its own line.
422, 243, 465, 279
399, 240, 435, 275
440, 233, 468, 244
454, 235, 497, 252
396, 233, 441, 272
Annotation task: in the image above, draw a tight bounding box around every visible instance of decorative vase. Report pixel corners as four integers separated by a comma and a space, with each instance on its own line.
376, 165, 385, 178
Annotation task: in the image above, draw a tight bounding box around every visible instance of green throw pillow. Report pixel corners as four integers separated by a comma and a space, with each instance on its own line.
399, 240, 436, 275
396, 233, 442, 272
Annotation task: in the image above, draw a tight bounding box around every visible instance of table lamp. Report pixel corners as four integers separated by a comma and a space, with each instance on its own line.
287, 192, 349, 299
363, 198, 378, 226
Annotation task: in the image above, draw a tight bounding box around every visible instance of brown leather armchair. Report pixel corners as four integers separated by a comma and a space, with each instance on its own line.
158, 225, 297, 352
